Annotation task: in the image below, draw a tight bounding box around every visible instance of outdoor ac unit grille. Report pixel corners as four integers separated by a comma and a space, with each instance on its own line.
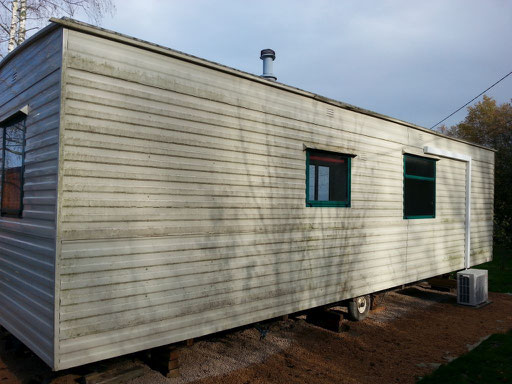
457, 269, 488, 306
458, 275, 470, 304
475, 275, 487, 303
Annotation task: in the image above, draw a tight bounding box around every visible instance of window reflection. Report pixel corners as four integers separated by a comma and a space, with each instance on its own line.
1, 118, 26, 217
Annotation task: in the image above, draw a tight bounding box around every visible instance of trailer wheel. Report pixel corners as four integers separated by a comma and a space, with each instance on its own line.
347, 295, 371, 321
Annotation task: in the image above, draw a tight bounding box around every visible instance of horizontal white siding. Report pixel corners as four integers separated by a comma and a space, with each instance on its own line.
0, 28, 62, 367
56, 29, 493, 369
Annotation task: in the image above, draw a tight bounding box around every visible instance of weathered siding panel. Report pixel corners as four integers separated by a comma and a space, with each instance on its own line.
56, 29, 493, 369
0, 28, 62, 367
422, 134, 495, 265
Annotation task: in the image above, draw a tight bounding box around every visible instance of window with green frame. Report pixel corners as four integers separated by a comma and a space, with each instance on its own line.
403, 154, 436, 219
306, 149, 352, 207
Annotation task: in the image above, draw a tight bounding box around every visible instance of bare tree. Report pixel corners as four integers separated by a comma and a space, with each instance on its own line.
1, 0, 115, 57
18, 0, 26, 43
7, 0, 18, 52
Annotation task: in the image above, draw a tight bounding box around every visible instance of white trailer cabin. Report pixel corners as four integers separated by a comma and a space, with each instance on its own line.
0, 18, 494, 370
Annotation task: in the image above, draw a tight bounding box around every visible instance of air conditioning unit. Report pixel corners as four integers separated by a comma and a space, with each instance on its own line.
457, 269, 488, 306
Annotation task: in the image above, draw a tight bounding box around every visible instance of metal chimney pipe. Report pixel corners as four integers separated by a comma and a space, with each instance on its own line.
260, 49, 277, 81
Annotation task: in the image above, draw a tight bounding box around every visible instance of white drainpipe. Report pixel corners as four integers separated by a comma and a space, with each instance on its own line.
423, 146, 472, 269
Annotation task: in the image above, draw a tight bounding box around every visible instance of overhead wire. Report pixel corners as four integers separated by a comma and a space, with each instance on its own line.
431, 70, 512, 129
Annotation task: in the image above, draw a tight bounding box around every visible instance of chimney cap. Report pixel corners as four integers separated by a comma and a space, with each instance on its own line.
260, 49, 276, 60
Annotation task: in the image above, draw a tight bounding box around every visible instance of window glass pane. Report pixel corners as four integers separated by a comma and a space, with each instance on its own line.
1, 120, 25, 216
308, 165, 315, 199
405, 155, 435, 178
307, 150, 350, 206
310, 153, 346, 165
318, 166, 329, 201
404, 178, 435, 217
330, 161, 348, 202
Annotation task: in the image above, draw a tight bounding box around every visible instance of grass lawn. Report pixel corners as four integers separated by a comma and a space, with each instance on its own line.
417, 330, 512, 384
478, 246, 512, 293
418, 246, 512, 383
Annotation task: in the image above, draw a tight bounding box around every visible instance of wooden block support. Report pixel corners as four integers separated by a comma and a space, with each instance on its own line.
84, 366, 145, 384
281, 315, 289, 321
306, 308, 344, 332
186, 338, 194, 347
145, 345, 181, 378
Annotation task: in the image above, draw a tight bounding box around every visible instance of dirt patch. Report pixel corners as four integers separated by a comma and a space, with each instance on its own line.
131, 288, 512, 384
1, 287, 511, 384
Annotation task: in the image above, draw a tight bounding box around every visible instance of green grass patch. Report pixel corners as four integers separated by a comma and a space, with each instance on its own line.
477, 246, 512, 293
417, 330, 512, 383
418, 247, 512, 383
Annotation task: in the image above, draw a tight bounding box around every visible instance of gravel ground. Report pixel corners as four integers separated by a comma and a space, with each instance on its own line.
1, 286, 511, 384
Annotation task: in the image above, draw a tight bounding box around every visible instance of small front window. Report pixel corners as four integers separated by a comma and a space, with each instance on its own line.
1, 116, 26, 217
306, 149, 351, 207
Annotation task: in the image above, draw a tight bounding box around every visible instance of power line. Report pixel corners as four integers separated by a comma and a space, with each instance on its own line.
431, 70, 512, 129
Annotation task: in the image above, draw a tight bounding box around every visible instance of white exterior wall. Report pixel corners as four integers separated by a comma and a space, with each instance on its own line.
0, 28, 62, 367
54, 28, 493, 369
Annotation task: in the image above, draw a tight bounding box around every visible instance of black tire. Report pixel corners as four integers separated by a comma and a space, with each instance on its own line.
347, 295, 371, 321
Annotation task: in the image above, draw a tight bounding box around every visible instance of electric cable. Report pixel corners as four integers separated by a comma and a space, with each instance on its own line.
431, 70, 512, 129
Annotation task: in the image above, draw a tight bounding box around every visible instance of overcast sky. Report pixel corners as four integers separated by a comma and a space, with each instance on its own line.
90, 0, 511, 129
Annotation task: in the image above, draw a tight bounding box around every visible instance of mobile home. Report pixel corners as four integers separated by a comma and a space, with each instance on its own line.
0, 18, 494, 370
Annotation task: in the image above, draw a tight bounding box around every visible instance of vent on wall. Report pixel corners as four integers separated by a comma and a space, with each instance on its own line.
11, 71, 17, 84
326, 108, 334, 118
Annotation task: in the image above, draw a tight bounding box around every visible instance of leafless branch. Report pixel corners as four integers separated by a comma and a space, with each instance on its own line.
0, 0, 115, 56
0, 22, 8, 33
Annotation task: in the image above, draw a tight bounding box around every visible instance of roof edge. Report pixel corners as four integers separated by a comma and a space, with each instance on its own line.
33, 18, 494, 153
0, 22, 60, 72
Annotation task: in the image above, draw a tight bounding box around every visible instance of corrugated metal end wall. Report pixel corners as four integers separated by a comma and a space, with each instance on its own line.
0, 28, 62, 367
56, 29, 494, 369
